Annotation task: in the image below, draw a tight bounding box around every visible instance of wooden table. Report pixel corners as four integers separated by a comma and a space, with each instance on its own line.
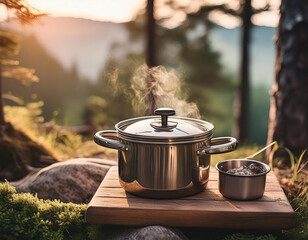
86, 166, 296, 229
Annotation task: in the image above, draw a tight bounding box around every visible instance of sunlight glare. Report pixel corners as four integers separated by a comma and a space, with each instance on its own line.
26, 0, 145, 22
209, 10, 241, 29
1, 0, 280, 28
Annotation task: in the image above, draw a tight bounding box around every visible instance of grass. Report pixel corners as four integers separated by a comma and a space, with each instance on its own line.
282, 197, 308, 240
4, 102, 116, 161
211, 145, 261, 165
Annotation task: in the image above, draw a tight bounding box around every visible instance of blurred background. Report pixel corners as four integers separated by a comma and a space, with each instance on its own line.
0, 0, 279, 147
1, 3, 308, 240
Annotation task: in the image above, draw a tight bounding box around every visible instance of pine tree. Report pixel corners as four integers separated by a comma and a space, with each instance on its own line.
0, 0, 43, 124
267, 0, 308, 153
176, 0, 270, 143
0, 1, 53, 181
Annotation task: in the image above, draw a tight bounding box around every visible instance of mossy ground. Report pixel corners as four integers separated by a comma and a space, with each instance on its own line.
0, 181, 101, 240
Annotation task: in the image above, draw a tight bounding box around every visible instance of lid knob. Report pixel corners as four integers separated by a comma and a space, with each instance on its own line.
150, 108, 177, 131
154, 108, 175, 126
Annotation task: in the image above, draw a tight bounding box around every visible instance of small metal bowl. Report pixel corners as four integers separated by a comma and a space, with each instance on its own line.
215, 159, 271, 200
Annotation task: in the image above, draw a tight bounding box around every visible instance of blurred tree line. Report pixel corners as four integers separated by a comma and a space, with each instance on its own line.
148, 0, 270, 144
94, 2, 238, 136
1, 0, 307, 153
1, 0, 307, 180
0, 0, 56, 181
3, 34, 91, 124
4, 5, 236, 137
5, 0, 304, 151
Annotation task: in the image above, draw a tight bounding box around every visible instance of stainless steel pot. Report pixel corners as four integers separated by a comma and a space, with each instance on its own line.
94, 108, 238, 198
215, 159, 271, 200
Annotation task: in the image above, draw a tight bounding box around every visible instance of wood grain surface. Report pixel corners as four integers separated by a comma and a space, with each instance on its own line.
86, 166, 296, 229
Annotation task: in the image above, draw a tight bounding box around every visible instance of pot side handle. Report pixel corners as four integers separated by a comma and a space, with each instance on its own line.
94, 130, 129, 151
197, 137, 238, 155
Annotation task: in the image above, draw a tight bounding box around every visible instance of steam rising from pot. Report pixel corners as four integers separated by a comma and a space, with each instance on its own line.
131, 65, 200, 118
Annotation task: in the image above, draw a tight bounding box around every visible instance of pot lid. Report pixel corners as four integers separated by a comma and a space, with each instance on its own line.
116, 108, 214, 143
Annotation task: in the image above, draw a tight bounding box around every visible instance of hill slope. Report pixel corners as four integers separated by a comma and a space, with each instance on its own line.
5, 16, 128, 82
4, 16, 275, 87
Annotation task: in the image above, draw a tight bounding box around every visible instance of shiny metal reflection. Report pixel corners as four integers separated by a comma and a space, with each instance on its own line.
118, 141, 210, 198
94, 130, 238, 199
215, 159, 271, 200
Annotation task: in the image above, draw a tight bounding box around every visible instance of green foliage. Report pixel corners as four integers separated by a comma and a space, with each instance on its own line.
292, 149, 308, 181
157, 13, 236, 136
95, 55, 143, 127
0, 181, 100, 240
94, 18, 236, 136
4, 34, 90, 124
85, 96, 108, 128
4, 102, 113, 161
271, 145, 308, 182
0, 31, 19, 56
282, 196, 308, 240
159, 18, 236, 135
127, 13, 235, 135
249, 85, 270, 145
0, 30, 39, 84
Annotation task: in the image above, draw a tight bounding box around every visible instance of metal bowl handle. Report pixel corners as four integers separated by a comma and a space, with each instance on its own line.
197, 137, 238, 155
94, 130, 129, 151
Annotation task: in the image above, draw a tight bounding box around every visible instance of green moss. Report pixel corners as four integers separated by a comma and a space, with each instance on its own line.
0, 181, 100, 240
223, 233, 277, 240
282, 197, 308, 240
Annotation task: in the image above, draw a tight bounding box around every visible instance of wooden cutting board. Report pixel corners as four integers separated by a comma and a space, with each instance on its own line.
86, 166, 296, 229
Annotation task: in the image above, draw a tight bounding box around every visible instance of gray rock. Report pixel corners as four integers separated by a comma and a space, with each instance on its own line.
10, 158, 117, 203
104, 226, 188, 240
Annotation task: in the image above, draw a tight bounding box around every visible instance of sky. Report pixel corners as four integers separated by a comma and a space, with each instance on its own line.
19, 0, 281, 29
26, 0, 144, 23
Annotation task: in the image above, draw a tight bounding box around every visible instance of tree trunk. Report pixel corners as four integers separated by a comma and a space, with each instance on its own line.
145, 0, 157, 115
0, 60, 5, 125
146, 0, 157, 68
232, 0, 252, 143
267, 0, 308, 154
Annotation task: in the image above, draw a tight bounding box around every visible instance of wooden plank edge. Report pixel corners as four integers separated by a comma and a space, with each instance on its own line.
92, 196, 289, 203
85, 206, 296, 229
